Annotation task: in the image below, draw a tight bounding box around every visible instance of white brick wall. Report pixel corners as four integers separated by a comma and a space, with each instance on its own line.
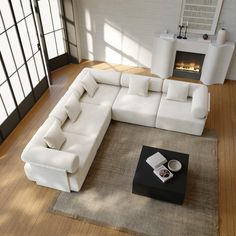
76, 0, 236, 80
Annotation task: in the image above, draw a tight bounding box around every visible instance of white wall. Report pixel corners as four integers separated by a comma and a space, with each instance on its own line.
76, 0, 236, 80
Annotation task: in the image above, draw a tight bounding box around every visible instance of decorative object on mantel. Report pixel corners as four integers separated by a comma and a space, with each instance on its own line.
177, 25, 184, 39
203, 34, 208, 40
183, 22, 188, 39
216, 28, 227, 45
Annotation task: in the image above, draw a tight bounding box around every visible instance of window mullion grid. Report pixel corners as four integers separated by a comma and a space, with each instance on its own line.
8, 0, 36, 101
1, 8, 26, 99
48, 0, 59, 56
0, 52, 21, 118
19, 0, 40, 83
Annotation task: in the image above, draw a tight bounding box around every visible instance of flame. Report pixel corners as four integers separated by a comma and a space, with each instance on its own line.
175, 62, 200, 73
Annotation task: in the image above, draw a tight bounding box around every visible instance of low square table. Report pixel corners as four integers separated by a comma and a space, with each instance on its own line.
132, 146, 189, 204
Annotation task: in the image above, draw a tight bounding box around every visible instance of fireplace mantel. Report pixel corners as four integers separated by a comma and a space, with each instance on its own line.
151, 36, 235, 85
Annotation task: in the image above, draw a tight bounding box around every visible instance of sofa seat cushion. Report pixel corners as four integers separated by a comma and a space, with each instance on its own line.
62, 102, 111, 138
156, 94, 206, 136
80, 84, 120, 107
112, 87, 161, 127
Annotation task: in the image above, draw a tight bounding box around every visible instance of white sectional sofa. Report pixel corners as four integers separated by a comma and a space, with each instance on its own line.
21, 67, 209, 192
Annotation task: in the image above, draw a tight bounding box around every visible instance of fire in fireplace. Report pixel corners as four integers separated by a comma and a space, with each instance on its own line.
173, 51, 205, 80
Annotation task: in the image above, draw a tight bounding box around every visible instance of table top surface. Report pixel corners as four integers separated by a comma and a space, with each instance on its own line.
133, 146, 189, 194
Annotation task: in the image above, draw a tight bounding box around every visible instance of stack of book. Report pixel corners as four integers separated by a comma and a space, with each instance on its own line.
146, 152, 173, 183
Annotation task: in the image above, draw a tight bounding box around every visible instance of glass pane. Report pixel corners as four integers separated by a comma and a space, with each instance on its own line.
0, 98, 7, 125
0, 0, 14, 29
0, 81, 16, 114
18, 65, 31, 96
26, 15, 39, 54
45, 33, 57, 59
18, 20, 32, 60
7, 26, 24, 68
11, 0, 24, 22
55, 30, 66, 56
34, 52, 45, 81
21, 0, 31, 16
50, 0, 63, 30
0, 14, 4, 34
69, 44, 77, 58
38, 0, 53, 34
66, 22, 76, 44
0, 33, 16, 76
64, 0, 74, 22
0, 61, 7, 85
27, 58, 39, 88
10, 73, 24, 104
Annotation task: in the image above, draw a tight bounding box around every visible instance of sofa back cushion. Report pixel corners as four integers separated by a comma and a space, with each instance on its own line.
162, 79, 202, 97
85, 68, 121, 86
121, 73, 163, 92
80, 71, 99, 97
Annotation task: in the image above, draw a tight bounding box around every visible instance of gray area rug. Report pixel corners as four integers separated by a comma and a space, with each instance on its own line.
51, 121, 218, 236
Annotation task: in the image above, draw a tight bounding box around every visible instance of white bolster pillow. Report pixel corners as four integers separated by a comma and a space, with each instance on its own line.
191, 86, 208, 119
21, 147, 79, 173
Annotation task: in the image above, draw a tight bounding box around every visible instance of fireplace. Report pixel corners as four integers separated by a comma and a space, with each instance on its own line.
173, 51, 205, 80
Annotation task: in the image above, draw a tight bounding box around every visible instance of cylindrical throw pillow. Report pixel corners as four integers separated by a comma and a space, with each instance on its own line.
191, 86, 208, 119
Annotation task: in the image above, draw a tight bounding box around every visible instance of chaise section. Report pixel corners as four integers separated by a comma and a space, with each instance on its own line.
112, 87, 161, 127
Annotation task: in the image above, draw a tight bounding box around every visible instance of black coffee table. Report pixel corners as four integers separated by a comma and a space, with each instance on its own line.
132, 146, 189, 204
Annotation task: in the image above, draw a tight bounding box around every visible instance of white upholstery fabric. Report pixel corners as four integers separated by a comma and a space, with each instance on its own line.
49, 90, 79, 124
22, 69, 209, 193
80, 72, 98, 97
191, 86, 208, 119
80, 84, 120, 107
156, 94, 206, 135
112, 87, 161, 127
44, 120, 66, 149
24, 163, 70, 192
166, 80, 189, 102
87, 68, 121, 86
22, 146, 79, 173
62, 102, 111, 138
66, 118, 110, 191
121, 73, 163, 92
65, 93, 82, 122
162, 79, 201, 97
128, 76, 149, 96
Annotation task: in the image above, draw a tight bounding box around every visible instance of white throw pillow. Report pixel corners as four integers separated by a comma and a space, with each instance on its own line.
44, 120, 66, 149
166, 81, 189, 102
65, 93, 82, 122
80, 72, 98, 97
128, 76, 150, 96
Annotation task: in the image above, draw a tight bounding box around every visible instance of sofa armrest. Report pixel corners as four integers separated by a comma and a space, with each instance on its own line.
191, 86, 208, 119
21, 147, 79, 173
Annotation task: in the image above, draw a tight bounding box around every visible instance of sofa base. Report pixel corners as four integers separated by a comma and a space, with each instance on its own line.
24, 163, 70, 192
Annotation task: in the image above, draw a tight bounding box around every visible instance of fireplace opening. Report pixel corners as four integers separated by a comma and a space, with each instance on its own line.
173, 51, 205, 80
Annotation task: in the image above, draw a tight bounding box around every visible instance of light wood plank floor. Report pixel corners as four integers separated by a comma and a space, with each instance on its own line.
0, 60, 235, 236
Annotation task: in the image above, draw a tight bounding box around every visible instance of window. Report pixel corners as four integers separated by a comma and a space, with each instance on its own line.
0, 0, 48, 143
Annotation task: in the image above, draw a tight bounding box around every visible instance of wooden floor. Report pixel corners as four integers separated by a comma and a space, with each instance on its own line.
0, 60, 235, 236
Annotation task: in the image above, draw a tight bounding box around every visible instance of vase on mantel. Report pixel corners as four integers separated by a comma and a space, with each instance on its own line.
216, 28, 227, 45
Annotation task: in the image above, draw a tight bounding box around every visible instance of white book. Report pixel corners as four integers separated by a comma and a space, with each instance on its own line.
146, 152, 167, 169
153, 165, 174, 183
